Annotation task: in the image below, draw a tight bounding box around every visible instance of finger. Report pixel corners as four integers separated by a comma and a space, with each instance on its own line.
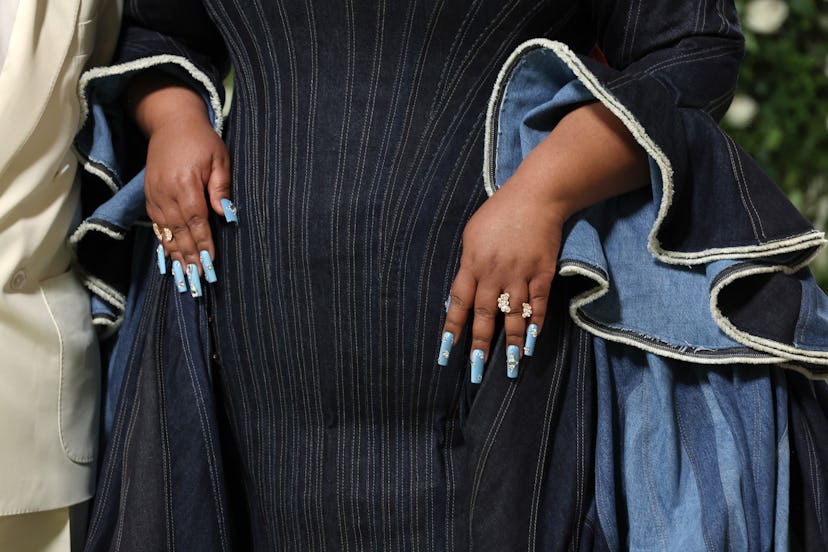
469, 281, 500, 377
439, 267, 476, 367
207, 152, 232, 216
177, 178, 217, 288
524, 270, 555, 357
148, 213, 169, 276
501, 284, 529, 379
147, 205, 189, 295
160, 195, 205, 298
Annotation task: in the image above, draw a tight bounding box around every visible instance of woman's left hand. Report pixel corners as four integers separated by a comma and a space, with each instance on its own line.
437, 102, 650, 382
439, 175, 566, 380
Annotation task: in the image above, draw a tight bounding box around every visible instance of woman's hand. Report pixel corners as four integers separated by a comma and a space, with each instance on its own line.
145, 112, 231, 271
127, 71, 235, 294
439, 102, 650, 381
440, 176, 565, 381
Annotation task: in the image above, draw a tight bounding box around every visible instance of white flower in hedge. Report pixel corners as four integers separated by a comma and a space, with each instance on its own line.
744, 0, 790, 34
724, 94, 759, 129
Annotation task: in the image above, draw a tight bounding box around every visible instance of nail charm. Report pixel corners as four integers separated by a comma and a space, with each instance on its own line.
187, 263, 203, 298
524, 324, 539, 357
172, 261, 187, 293
220, 198, 238, 224
200, 250, 218, 283
156, 244, 167, 275
437, 331, 454, 366
470, 349, 485, 384
506, 345, 520, 379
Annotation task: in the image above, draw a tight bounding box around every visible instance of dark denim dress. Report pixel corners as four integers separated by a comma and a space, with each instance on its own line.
73, 0, 828, 550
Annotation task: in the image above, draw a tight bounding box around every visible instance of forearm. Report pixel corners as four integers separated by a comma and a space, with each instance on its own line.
506, 101, 649, 221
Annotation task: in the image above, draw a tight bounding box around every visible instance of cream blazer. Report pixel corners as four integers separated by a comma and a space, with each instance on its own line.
0, 0, 120, 515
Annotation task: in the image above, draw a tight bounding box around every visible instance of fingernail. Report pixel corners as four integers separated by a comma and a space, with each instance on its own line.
437, 331, 454, 366
524, 324, 539, 357
444, 296, 451, 312
507, 345, 520, 379
187, 263, 203, 297
200, 250, 217, 283
220, 198, 238, 224
470, 349, 485, 384
172, 260, 187, 293
156, 244, 167, 275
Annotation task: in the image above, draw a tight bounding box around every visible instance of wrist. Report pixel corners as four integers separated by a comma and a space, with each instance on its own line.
503, 165, 580, 224
126, 71, 211, 137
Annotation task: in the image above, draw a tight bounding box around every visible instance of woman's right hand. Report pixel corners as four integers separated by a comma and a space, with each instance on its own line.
127, 71, 235, 290
144, 111, 232, 270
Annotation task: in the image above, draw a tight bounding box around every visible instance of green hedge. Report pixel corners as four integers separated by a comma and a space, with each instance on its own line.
724, 0, 828, 289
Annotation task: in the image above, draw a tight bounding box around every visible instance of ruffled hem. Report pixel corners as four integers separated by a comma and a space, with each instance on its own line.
485, 39, 828, 377
71, 55, 224, 330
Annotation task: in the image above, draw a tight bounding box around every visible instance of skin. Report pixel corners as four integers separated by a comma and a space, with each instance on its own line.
128, 72, 649, 372
127, 72, 231, 270
444, 102, 649, 368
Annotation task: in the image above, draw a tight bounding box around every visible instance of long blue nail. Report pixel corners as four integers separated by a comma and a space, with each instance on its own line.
187, 263, 203, 297
471, 349, 485, 384
507, 345, 520, 379
220, 198, 238, 224
200, 250, 217, 283
524, 324, 539, 357
437, 331, 454, 366
156, 244, 167, 275
444, 296, 451, 313
172, 261, 187, 293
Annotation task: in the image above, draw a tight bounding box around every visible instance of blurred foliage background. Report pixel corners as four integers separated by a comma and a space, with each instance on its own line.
724, 0, 828, 289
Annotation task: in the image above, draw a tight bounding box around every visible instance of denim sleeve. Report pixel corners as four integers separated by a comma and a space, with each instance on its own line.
588, 0, 744, 120
484, 1, 828, 376
114, 0, 228, 94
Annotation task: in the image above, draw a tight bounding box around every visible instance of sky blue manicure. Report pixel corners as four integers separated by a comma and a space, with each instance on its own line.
437, 331, 454, 366
187, 263, 203, 297
220, 198, 238, 224
172, 261, 186, 293
507, 345, 520, 379
444, 295, 451, 312
470, 349, 485, 384
524, 324, 539, 357
200, 250, 218, 283
156, 244, 166, 275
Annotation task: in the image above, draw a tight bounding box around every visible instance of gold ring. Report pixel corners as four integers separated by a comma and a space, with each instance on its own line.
152, 222, 163, 242
163, 227, 174, 242
522, 303, 532, 319
497, 292, 511, 313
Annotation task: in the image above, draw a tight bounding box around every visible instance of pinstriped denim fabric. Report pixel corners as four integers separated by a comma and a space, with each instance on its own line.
84, 231, 232, 552
187, 2, 591, 550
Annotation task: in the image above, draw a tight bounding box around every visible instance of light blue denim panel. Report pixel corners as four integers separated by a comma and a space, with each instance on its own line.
558, 216, 608, 276
580, 193, 753, 351
796, 276, 828, 352
84, 170, 148, 231
493, 49, 595, 189
592, 339, 789, 550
